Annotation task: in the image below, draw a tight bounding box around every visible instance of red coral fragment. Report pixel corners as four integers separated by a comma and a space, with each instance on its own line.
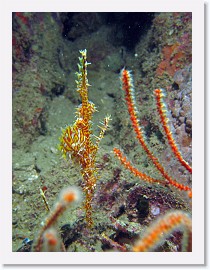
156, 43, 186, 77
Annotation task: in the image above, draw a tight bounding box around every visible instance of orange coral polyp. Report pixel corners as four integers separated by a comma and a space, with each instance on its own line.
44, 232, 58, 246
62, 192, 76, 203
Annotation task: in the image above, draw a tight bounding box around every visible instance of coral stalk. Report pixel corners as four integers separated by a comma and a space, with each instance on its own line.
154, 88, 192, 173
133, 210, 192, 252
34, 186, 80, 252
118, 68, 192, 197
113, 147, 166, 186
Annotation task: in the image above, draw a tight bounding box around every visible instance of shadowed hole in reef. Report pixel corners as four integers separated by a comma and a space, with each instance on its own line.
135, 195, 150, 220
60, 12, 155, 51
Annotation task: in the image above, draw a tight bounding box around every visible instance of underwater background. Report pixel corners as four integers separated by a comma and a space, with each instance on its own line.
12, 12, 192, 252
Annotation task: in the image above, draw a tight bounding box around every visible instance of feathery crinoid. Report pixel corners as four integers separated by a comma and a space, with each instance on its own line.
59, 50, 111, 227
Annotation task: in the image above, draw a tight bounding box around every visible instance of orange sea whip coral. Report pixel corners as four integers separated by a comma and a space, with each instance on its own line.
42, 229, 61, 252
34, 186, 81, 252
154, 88, 192, 173
113, 68, 192, 198
133, 210, 192, 252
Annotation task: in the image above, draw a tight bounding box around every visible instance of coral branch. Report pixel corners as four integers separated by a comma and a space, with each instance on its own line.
113, 148, 166, 186
34, 186, 80, 252
133, 210, 192, 252
119, 68, 192, 197
154, 88, 192, 173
